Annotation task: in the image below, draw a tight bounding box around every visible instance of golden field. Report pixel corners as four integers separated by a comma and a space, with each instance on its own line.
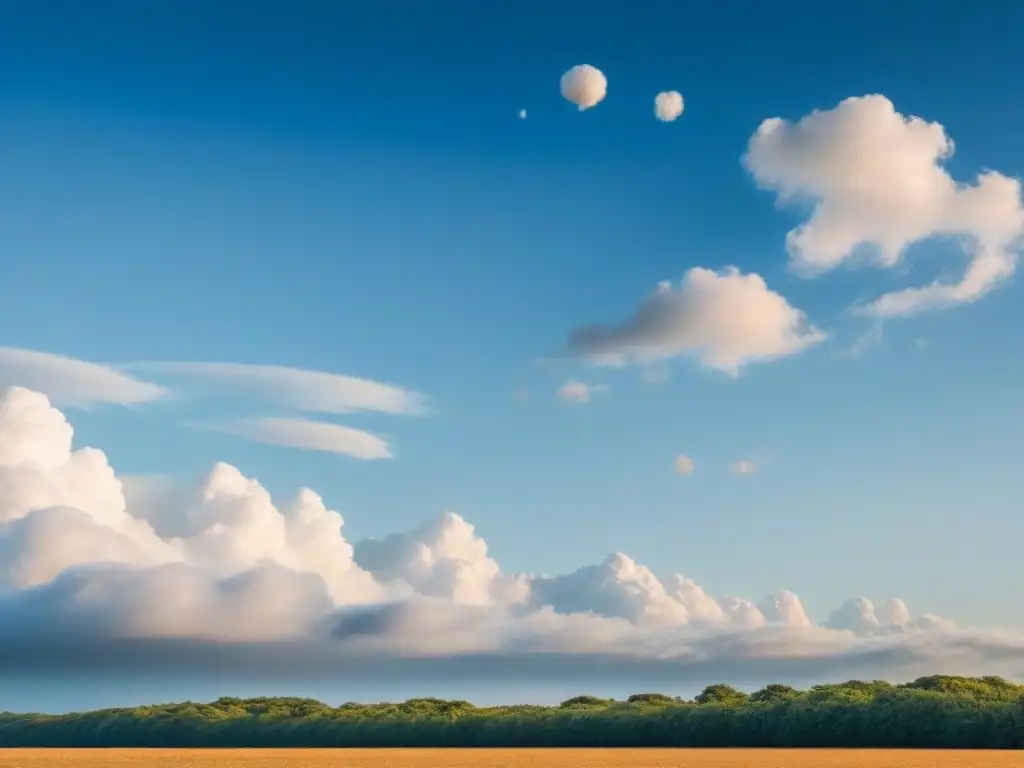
0, 749, 1021, 768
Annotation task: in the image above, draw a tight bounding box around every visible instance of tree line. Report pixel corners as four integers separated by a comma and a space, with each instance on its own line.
1, 675, 1022, 748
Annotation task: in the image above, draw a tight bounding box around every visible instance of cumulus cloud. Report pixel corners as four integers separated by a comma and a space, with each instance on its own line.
730, 460, 758, 475
198, 417, 392, 460
560, 64, 607, 111
557, 380, 607, 405
745, 94, 1024, 316
654, 91, 684, 122
530, 554, 689, 628
566, 267, 825, 375
674, 454, 694, 475
131, 361, 426, 415
825, 597, 956, 638
518, 108, 527, 120
0, 347, 166, 408
354, 511, 527, 607
1, 385, 1019, 691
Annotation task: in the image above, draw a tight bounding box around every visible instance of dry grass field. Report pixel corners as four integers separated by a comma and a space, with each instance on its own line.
0, 749, 1020, 768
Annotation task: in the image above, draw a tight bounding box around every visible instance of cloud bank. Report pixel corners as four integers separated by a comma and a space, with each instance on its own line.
0, 384, 1021, 689
745, 94, 1024, 316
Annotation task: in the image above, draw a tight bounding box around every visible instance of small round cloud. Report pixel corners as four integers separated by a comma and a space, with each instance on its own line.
654, 91, 685, 122
674, 454, 694, 475
518, 108, 527, 120
560, 65, 608, 111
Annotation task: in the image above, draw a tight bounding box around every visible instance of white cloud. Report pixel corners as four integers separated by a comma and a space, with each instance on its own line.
518, 108, 527, 120
745, 94, 1024, 316
730, 460, 758, 475
199, 417, 392, 460
567, 267, 825, 375
823, 597, 953, 637
759, 590, 812, 628
131, 361, 426, 415
0, 347, 166, 408
530, 553, 689, 627
674, 454, 694, 475
354, 511, 526, 607
557, 380, 607, 405
1, 385, 1019, 689
560, 64, 607, 111
842, 324, 885, 359
654, 91, 684, 122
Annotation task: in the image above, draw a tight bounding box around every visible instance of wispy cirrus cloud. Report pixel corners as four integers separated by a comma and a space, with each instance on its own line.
197, 417, 393, 460
0, 347, 166, 408
131, 361, 427, 415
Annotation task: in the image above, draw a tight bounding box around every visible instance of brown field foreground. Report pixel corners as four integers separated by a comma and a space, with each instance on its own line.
0, 749, 1022, 768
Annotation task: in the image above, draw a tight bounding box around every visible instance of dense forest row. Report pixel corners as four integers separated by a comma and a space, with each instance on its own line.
1, 675, 1023, 748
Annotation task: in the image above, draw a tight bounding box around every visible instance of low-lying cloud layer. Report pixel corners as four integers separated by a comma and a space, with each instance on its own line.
1, 384, 1022, 688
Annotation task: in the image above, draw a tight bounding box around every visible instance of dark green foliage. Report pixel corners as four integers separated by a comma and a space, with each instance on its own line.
558, 696, 615, 709
0, 676, 1022, 748
694, 683, 749, 706
750, 683, 799, 704
626, 693, 678, 704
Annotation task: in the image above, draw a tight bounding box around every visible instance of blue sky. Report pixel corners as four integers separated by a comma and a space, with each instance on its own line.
0, 0, 1022, 710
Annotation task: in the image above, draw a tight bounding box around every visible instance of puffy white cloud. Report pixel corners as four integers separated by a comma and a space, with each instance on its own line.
560, 64, 607, 111
654, 91, 684, 122
518, 108, 527, 120
745, 94, 1024, 316
566, 267, 825, 375
720, 596, 767, 627
131, 361, 427, 415
730, 460, 758, 475
529, 553, 689, 627
0, 347, 166, 408
354, 511, 526, 606
759, 591, 812, 628
198, 417, 392, 459
674, 454, 694, 475
1, 385, 1012, 691
665, 574, 727, 622
824, 597, 956, 637
557, 380, 607, 405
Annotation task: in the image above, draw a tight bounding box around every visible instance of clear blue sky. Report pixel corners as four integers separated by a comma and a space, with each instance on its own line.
0, 0, 1021, 636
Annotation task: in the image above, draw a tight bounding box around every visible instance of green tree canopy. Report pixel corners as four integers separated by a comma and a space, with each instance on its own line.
694, 683, 749, 706
749, 683, 799, 704
0, 675, 1021, 748
557, 695, 614, 709
626, 693, 677, 704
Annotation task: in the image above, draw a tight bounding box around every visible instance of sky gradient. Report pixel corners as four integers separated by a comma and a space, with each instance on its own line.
0, 0, 1022, 712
